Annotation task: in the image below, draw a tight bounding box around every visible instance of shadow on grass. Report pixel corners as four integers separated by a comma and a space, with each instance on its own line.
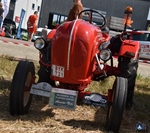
0, 77, 150, 132
0, 78, 11, 90
120, 92, 150, 133
0, 78, 108, 132
62, 92, 150, 132
0, 78, 55, 122
62, 107, 107, 132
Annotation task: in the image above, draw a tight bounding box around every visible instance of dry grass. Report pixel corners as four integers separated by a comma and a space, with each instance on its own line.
0, 55, 150, 133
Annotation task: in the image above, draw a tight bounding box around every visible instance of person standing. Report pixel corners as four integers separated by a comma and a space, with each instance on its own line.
66, 0, 83, 21
27, 11, 38, 41
0, 2, 4, 28
1, 0, 10, 19
0, 0, 10, 26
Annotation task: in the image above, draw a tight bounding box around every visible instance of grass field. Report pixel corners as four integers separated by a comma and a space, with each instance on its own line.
0, 55, 150, 133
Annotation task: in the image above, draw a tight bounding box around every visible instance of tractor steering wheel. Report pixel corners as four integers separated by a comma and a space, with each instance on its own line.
78, 9, 106, 29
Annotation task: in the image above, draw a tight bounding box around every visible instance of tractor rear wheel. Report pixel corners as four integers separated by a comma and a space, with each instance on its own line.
118, 56, 138, 109
106, 77, 127, 133
9, 61, 35, 115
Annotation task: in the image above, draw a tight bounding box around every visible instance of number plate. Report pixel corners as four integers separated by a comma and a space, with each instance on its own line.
51, 64, 64, 78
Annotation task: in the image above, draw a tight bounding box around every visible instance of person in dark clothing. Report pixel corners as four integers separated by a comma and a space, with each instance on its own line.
0, 2, 4, 28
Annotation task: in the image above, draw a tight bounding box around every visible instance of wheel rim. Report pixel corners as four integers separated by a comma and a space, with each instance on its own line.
24, 72, 32, 106
107, 84, 115, 123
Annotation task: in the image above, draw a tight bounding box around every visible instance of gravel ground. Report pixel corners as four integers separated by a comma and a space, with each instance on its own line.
0, 37, 38, 61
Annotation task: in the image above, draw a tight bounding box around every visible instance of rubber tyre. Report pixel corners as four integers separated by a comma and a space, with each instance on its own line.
118, 56, 138, 109
9, 61, 35, 115
106, 77, 127, 133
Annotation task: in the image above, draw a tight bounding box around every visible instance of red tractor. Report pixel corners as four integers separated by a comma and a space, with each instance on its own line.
9, 7, 141, 133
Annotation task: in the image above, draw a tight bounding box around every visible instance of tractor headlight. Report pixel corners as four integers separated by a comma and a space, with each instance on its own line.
99, 41, 110, 50
100, 49, 111, 61
34, 38, 45, 50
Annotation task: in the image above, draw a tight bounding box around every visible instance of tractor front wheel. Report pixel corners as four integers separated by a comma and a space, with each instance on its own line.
9, 61, 35, 115
106, 77, 127, 133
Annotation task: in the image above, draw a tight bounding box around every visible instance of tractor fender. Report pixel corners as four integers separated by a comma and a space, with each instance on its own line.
119, 40, 140, 59
47, 29, 56, 40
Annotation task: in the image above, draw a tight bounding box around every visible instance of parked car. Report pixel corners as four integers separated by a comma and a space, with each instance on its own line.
32, 27, 51, 42
2, 18, 17, 38
16, 27, 52, 41
19, 27, 52, 41
131, 30, 150, 60
16, 28, 28, 41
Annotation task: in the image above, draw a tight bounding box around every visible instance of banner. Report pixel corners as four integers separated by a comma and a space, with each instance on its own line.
16, 9, 25, 39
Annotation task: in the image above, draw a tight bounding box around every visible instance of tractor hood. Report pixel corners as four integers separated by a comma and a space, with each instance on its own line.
51, 19, 102, 84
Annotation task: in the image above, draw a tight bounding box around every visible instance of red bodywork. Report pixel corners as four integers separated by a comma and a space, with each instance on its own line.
118, 31, 141, 58
45, 19, 140, 98
119, 40, 140, 59
50, 20, 109, 84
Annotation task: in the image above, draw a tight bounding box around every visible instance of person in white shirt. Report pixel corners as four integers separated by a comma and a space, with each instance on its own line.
0, 0, 10, 27
1, 0, 10, 19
